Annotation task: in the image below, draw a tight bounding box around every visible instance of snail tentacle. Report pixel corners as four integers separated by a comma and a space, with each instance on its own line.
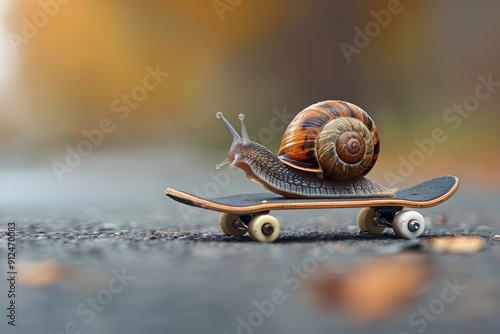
217, 112, 241, 142
238, 114, 251, 147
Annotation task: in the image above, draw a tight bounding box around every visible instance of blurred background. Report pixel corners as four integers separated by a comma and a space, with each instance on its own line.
1, 0, 500, 209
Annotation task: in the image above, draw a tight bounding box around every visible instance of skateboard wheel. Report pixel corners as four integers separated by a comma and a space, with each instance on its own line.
357, 208, 385, 234
392, 211, 425, 239
247, 215, 280, 243
219, 213, 247, 237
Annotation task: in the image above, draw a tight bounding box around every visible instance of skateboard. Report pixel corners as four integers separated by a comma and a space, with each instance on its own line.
166, 175, 459, 242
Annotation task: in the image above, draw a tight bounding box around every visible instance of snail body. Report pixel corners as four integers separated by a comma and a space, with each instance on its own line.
216, 100, 396, 198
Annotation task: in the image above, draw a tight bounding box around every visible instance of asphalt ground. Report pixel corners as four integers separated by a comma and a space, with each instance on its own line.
1, 152, 499, 334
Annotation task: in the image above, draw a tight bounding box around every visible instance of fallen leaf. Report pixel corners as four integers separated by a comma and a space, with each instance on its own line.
433, 214, 448, 224
18, 259, 66, 287
304, 253, 435, 323
18, 259, 104, 293
424, 236, 485, 254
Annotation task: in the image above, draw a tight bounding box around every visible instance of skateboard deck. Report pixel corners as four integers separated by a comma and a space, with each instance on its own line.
166, 176, 459, 214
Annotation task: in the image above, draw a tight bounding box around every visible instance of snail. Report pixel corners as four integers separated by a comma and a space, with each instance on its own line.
216, 100, 397, 198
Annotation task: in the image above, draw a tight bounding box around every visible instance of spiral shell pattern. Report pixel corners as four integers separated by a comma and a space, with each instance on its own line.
278, 100, 380, 181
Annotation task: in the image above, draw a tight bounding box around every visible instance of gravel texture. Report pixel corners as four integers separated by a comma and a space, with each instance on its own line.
1, 154, 499, 334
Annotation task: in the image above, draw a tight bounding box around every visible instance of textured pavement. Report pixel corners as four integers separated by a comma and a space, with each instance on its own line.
1, 153, 499, 334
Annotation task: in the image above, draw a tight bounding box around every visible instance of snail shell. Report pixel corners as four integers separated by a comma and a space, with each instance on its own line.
278, 101, 379, 181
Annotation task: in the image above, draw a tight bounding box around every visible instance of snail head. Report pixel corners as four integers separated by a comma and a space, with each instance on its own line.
216, 112, 253, 170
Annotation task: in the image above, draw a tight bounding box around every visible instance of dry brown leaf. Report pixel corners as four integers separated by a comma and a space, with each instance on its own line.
18, 259, 67, 287
424, 236, 485, 254
433, 214, 448, 224
304, 253, 435, 323
17, 259, 104, 293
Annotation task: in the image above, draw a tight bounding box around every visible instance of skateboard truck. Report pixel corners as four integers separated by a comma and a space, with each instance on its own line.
232, 217, 248, 231
360, 206, 424, 237
372, 207, 403, 228
235, 212, 270, 230
237, 213, 276, 236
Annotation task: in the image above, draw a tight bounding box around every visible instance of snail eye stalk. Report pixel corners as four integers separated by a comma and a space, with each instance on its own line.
238, 114, 251, 147
217, 112, 241, 143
